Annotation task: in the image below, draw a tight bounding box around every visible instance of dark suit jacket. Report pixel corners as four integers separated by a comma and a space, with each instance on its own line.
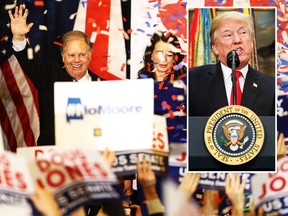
14, 47, 102, 146
188, 63, 275, 116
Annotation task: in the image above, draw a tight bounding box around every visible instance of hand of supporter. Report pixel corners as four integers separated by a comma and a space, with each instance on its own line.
202, 189, 220, 216
277, 132, 286, 160
130, 204, 143, 216
177, 173, 200, 198
71, 207, 85, 216
30, 185, 61, 216
136, 158, 157, 200
102, 149, 115, 168
8, 5, 33, 41
225, 173, 246, 216
123, 179, 133, 196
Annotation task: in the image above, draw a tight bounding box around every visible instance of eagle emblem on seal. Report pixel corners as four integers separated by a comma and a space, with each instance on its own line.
222, 122, 248, 151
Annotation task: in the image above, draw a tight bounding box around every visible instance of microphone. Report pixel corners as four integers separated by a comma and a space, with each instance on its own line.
226, 50, 240, 105
226, 50, 240, 69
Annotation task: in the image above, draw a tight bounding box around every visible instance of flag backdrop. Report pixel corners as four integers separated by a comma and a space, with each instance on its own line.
0, 0, 287, 152
0, 0, 40, 152
73, 0, 127, 80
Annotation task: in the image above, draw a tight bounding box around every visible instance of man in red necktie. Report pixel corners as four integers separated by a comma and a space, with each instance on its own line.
189, 11, 275, 117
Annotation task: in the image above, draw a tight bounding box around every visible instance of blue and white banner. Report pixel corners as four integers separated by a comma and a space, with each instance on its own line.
199, 173, 252, 193
277, 89, 288, 143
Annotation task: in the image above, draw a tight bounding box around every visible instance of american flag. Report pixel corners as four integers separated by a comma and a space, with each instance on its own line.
0, 0, 130, 151
0, 1, 39, 152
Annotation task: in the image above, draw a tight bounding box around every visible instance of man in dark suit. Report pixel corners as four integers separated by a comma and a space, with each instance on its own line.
189, 11, 275, 117
9, 5, 102, 146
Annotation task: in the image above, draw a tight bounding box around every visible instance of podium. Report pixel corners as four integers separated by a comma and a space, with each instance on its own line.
188, 116, 276, 172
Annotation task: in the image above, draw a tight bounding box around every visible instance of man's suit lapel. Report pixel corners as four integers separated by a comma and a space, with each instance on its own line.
241, 67, 258, 109
208, 64, 228, 110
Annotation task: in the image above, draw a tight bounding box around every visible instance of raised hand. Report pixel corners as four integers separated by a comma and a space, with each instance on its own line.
101, 148, 115, 168
277, 132, 286, 160
8, 5, 33, 41
136, 158, 157, 200
177, 172, 200, 198
30, 185, 61, 216
225, 173, 246, 216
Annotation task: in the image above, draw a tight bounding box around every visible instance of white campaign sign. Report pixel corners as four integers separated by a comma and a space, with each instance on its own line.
54, 79, 154, 151
17, 146, 57, 160
152, 114, 169, 152
111, 114, 169, 176
169, 143, 186, 167
0, 152, 35, 214
251, 157, 288, 207
26, 148, 122, 215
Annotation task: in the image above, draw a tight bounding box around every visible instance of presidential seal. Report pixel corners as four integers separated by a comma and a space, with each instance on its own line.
204, 105, 264, 165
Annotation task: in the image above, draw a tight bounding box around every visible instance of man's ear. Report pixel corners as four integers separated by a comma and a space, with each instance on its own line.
211, 44, 219, 56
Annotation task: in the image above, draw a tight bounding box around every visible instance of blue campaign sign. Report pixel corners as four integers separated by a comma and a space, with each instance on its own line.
277, 90, 288, 141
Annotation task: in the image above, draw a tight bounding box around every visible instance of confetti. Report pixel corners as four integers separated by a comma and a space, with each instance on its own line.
153, 2, 161, 8
53, 41, 62, 47
39, 25, 48, 31
158, 81, 165, 90
145, 22, 151, 27
136, 28, 145, 33
167, 126, 175, 130
34, 1, 44, 6
5, 2, 16, 10
122, 30, 129, 40
147, 12, 152, 19
69, 13, 77, 20
161, 101, 171, 110
90, 31, 97, 43
176, 105, 185, 110
0, 36, 8, 42
171, 95, 177, 101
120, 63, 126, 72
106, 20, 110, 29
34, 44, 41, 53
169, 110, 174, 119
27, 48, 33, 60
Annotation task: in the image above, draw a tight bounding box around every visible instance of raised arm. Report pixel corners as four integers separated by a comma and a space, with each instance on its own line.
8, 5, 33, 41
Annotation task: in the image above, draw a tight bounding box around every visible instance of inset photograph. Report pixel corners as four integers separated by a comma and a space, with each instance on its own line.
187, 8, 276, 172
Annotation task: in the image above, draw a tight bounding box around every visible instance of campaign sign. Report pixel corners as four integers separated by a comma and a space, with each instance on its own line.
27, 148, 123, 215
199, 172, 253, 212
277, 89, 288, 143
198, 173, 252, 192
54, 79, 154, 151
168, 166, 187, 184
111, 115, 169, 176
251, 157, 288, 215
0, 152, 35, 214
17, 145, 57, 159
168, 143, 187, 184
